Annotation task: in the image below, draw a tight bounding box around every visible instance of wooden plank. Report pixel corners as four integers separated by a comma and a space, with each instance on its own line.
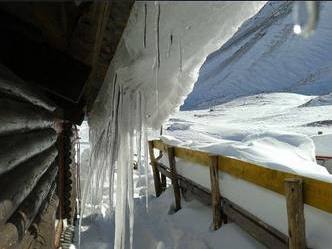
0, 98, 55, 136
57, 130, 65, 221
31, 193, 59, 249
0, 166, 57, 249
179, 179, 212, 206
19, 188, 58, 249
156, 150, 166, 191
168, 146, 181, 211
219, 156, 332, 214
157, 159, 288, 248
156, 162, 172, 179
148, 141, 162, 197
151, 140, 332, 214
168, 163, 287, 248
157, 161, 211, 206
161, 174, 167, 190
0, 147, 58, 225
209, 155, 222, 230
54, 219, 63, 249
153, 140, 210, 166
285, 178, 306, 249
153, 140, 167, 152
0, 129, 57, 175
224, 201, 288, 249
176, 147, 210, 166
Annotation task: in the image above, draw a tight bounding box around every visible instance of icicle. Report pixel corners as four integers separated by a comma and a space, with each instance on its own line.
136, 91, 143, 184
114, 85, 125, 249
128, 95, 135, 249
141, 93, 150, 211
143, 3, 147, 48
179, 37, 183, 73
155, 1, 161, 122
108, 80, 121, 216
78, 126, 106, 248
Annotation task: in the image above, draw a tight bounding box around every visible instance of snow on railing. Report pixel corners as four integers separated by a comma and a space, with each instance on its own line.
149, 139, 332, 249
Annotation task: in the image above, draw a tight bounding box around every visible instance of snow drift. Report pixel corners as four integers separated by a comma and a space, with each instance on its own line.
159, 131, 332, 249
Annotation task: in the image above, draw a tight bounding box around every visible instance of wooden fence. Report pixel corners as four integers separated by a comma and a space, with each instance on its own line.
149, 139, 332, 249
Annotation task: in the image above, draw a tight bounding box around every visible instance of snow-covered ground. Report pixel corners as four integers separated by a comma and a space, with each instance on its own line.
77, 170, 266, 249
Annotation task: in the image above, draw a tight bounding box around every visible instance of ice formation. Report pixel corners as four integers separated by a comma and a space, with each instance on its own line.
81, 2, 266, 249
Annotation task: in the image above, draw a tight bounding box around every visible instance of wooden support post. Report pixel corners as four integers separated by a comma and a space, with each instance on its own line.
57, 129, 65, 220
167, 146, 181, 211
161, 174, 167, 190
54, 219, 63, 249
33, 194, 59, 249
209, 155, 222, 230
284, 178, 306, 249
148, 141, 162, 197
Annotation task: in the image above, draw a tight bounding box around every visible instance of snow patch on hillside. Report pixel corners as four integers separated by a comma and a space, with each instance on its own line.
301, 93, 332, 107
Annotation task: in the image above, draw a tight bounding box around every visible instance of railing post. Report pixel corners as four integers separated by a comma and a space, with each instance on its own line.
156, 151, 167, 192
167, 146, 181, 211
209, 155, 222, 230
148, 141, 162, 197
161, 174, 167, 191
284, 178, 306, 249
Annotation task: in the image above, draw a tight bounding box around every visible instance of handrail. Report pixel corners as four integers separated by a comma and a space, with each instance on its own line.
151, 139, 332, 214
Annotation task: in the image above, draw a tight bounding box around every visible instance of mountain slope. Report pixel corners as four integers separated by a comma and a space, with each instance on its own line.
182, 1, 332, 110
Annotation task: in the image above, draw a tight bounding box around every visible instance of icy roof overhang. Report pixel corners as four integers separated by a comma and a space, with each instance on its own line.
89, 1, 266, 135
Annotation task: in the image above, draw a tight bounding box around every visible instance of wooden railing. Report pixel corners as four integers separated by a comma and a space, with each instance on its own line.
149, 139, 332, 249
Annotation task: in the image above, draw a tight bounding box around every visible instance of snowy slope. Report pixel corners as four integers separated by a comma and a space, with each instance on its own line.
182, 1, 332, 110
164, 92, 332, 179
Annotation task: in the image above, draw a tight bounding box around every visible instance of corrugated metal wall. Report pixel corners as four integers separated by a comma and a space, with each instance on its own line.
0, 64, 77, 249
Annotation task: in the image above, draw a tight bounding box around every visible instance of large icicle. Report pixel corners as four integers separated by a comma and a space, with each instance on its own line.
81, 1, 266, 249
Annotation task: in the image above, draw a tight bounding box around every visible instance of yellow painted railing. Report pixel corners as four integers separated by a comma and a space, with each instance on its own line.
152, 139, 332, 214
